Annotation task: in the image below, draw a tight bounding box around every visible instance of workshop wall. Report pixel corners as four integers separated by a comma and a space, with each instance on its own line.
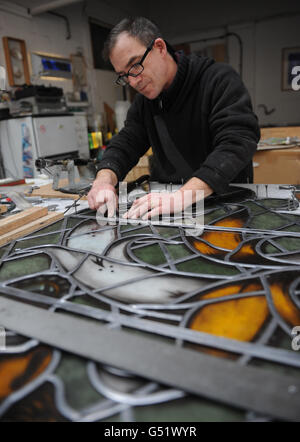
170, 13, 300, 127
226, 16, 300, 127
0, 1, 299, 127
0, 6, 84, 93
253, 15, 300, 126
0, 2, 122, 120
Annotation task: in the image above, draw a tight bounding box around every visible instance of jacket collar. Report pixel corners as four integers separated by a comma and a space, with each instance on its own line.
157, 51, 188, 112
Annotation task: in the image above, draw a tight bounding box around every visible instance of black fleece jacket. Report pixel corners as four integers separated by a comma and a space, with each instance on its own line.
96, 52, 260, 194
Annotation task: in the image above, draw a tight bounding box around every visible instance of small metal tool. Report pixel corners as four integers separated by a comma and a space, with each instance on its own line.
35, 157, 95, 194
5, 191, 32, 210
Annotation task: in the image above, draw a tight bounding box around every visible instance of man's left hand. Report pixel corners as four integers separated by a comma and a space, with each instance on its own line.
123, 191, 185, 220
123, 177, 213, 220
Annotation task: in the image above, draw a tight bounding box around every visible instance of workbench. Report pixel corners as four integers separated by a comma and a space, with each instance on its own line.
0, 182, 299, 422
254, 126, 300, 184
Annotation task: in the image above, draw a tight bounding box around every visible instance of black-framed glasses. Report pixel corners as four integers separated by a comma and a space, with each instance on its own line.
115, 39, 155, 86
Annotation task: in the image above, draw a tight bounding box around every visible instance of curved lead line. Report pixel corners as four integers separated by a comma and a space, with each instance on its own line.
179, 291, 268, 333
256, 236, 300, 265
0, 339, 39, 354
47, 244, 212, 304
125, 236, 178, 271
57, 216, 69, 244
1, 249, 50, 263
204, 204, 249, 226
260, 237, 288, 254
47, 364, 135, 422
260, 275, 295, 336
45, 374, 81, 421
87, 362, 185, 407
48, 372, 129, 422
66, 228, 117, 257
10, 228, 72, 244
102, 232, 183, 258
237, 319, 278, 367
288, 277, 300, 310
64, 225, 116, 242
0, 242, 15, 264
259, 252, 300, 266
7, 246, 185, 317
0, 350, 61, 418
224, 237, 287, 268
185, 237, 233, 253
0, 269, 73, 287
77, 403, 134, 423
125, 238, 235, 279
155, 240, 178, 271
132, 237, 183, 247
181, 232, 246, 268
66, 253, 90, 276
0, 284, 181, 327
77, 398, 137, 423
164, 291, 266, 314
2, 279, 300, 369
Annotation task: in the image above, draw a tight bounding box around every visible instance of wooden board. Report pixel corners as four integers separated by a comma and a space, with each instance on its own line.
0, 211, 64, 246
0, 205, 8, 214
0, 207, 48, 235
25, 179, 87, 200
260, 126, 300, 139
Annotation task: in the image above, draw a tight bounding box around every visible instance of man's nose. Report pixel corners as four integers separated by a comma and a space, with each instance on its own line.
128, 74, 142, 89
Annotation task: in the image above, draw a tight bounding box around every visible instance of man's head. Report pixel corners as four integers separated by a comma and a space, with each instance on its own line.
103, 17, 177, 100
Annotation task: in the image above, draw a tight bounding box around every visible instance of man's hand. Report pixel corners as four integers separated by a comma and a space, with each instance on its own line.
87, 169, 118, 217
124, 177, 213, 220
124, 191, 185, 220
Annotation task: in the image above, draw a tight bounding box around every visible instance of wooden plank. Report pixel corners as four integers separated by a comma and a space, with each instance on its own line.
253, 148, 300, 184
0, 205, 8, 214
25, 179, 87, 200
260, 126, 300, 139
0, 207, 48, 235
0, 211, 63, 246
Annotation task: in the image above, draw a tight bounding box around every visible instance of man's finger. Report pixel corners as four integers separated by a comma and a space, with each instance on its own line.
98, 203, 107, 215
142, 206, 161, 220
107, 197, 117, 218
87, 191, 96, 210
125, 199, 153, 219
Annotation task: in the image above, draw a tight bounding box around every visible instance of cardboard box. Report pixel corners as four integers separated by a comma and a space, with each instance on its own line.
253, 147, 300, 184
260, 126, 300, 139
254, 126, 300, 184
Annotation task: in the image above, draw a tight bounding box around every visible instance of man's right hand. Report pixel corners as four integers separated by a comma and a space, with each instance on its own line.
87, 169, 118, 217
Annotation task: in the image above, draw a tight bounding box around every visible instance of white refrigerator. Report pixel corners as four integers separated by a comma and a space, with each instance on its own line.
0, 114, 89, 179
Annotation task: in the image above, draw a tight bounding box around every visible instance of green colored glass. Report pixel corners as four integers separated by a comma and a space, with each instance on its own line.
0, 254, 50, 281
176, 257, 239, 276
133, 243, 167, 266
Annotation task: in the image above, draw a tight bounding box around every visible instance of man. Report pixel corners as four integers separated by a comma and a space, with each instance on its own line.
87, 17, 260, 220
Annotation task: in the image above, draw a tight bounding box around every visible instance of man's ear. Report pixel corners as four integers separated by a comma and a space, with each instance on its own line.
154, 38, 167, 56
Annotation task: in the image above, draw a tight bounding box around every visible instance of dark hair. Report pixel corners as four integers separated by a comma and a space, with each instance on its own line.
102, 17, 162, 61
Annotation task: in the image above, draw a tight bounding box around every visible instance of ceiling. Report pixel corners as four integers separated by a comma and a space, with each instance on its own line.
9, 0, 300, 40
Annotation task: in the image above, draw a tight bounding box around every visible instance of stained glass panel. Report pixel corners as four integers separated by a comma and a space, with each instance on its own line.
0, 184, 300, 421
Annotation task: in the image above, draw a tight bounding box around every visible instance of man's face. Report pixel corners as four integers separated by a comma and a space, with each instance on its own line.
110, 33, 169, 100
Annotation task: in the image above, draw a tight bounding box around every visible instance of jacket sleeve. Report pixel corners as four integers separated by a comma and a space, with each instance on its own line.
192, 64, 260, 193
95, 96, 150, 181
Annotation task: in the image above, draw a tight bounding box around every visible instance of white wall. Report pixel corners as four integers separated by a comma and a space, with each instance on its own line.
253, 15, 300, 126
1, 3, 299, 128
0, 2, 121, 124
170, 14, 300, 127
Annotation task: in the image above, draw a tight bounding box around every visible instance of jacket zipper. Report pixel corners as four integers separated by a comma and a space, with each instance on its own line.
159, 97, 163, 111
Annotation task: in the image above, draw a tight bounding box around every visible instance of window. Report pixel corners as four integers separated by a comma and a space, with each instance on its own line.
89, 19, 113, 71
